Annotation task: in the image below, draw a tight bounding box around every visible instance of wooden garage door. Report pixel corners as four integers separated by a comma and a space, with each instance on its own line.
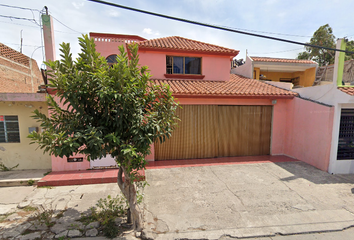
154, 105, 272, 160
218, 106, 272, 157
155, 105, 219, 160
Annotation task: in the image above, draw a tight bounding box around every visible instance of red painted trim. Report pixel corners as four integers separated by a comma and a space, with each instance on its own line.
89, 32, 146, 41
164, 74, 205, 79
137, 47, 239, 57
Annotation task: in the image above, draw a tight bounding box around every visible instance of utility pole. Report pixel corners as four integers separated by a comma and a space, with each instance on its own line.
41, 6, 56, 63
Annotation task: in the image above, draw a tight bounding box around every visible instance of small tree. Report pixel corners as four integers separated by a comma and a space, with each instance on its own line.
29, 35, 178, 231
297, 24, 336, 66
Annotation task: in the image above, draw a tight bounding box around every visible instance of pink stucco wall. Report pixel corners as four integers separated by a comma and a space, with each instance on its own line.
282, 97, 334, 171
50, 96, 89, 171
94, 40, 126, 59
138, 51, 231, 81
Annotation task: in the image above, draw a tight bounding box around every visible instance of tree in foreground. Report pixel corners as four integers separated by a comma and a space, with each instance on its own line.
29, 35, 178, 231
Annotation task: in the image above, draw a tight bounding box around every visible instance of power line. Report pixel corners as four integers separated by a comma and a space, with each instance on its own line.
250, 48, 304, 55
217, 25, 312, 38
0, 3, 39, 12
3, 42, 42, 47
0, 4, 41, 26
0, 20, 37, 28
0, 19, 78, 34
0, 14, 38, 24
51, 15, 84, 34
87, 0, 354, 55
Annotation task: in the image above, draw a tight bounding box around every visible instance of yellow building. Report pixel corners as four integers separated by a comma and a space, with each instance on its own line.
232, 56, 318, 88
0, 43, 51, 170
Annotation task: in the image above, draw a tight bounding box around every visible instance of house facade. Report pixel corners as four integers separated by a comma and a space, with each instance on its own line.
232, 56, 318, 88
0, 43, 51, 170
48, 32, 331, 173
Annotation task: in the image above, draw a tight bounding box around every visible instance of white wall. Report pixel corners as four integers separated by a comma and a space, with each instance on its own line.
231, 56, 253, 78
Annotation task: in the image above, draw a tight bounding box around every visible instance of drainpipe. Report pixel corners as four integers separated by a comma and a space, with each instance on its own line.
332, 38, 346, 86
41, 6, 56, 63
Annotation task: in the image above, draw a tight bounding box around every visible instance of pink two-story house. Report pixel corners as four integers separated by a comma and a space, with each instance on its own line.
51, 32, 334, 173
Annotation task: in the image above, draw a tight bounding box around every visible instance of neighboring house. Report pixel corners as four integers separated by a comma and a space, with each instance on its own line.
315, 59, 354, 86
232, 56, 318, 88
0, 43, 51, 170
51, 32, 334, 173
293, 69, 354, 174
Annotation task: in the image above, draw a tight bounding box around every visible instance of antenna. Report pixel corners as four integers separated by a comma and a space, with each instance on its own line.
20, 30, 23, 53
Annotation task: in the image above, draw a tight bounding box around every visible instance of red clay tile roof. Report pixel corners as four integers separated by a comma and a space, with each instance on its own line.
137, 36, 239, 56
338, 87, 354, 95
152, 74, 298, 97
0, 42, 30, 67
251, 56, 317, 65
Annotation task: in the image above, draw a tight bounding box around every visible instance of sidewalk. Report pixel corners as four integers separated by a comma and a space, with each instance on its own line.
0, 169, 50, 187
1, 155, 298, 187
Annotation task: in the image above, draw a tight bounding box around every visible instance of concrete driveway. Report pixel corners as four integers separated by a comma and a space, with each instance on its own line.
143, 161, 354, 240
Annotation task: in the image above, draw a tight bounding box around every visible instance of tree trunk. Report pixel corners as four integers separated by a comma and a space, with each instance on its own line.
117, 165, 143, 232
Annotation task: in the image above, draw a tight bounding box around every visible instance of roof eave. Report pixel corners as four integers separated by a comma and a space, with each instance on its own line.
137, 47, 239, 57
172, 93, 297, 99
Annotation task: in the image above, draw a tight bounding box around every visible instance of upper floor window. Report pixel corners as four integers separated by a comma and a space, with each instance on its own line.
106, 54, 118, 67
0, 115, 20, 143
166, 56, 201, 75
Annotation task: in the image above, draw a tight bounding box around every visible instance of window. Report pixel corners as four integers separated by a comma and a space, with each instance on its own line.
106, 54, 118, 67
166, 56, 201, 75
0, 115, 20, 143
337, 109, 354, 160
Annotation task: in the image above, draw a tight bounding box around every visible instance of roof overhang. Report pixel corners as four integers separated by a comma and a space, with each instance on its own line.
0, 93, 46, 102
254, 62, 317, 73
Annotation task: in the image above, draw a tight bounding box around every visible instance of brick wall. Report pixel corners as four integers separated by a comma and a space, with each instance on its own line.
0, 43, 44, 93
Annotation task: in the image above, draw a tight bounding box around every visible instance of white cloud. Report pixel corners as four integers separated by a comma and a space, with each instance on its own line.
143, 28, 160, 36
72, 0, 84, 9
107, 9, 120, 17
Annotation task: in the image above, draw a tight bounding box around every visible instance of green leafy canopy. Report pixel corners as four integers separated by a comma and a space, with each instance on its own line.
29, 35, 178, 171
297, 24, 354, 66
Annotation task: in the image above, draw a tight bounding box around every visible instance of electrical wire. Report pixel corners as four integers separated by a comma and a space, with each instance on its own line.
0, 4, 39, 12
0, 20, 37, 28
0, 4, 40, 26
216, 25, 312, 38
250, 48, 304, 55
51, 15, 84, 34
0, 14, 38, 25
87, 0, 354, 55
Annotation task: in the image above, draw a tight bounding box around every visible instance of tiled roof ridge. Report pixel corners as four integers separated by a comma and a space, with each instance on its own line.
250, 56, 317, 64
137, 36, 239, 55
151, 74, 297, 97
0, 42, 30, 67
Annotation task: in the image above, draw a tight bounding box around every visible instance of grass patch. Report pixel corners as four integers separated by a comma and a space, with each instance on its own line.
27, 179, 35, 186
43, 171, 51, 176
37, 185, 54, 189
0, 212, 15, 223
22, 206, 37, 212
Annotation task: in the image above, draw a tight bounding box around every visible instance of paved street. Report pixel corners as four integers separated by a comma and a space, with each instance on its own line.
143, 161, 354, 239
1, 161, 354, 239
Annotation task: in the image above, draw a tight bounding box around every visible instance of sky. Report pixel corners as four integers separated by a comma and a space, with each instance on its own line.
1, 0, 354, 68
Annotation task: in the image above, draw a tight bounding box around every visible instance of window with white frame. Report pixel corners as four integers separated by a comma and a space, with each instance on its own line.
0, 115, 20, 143
166, 56, 201, 75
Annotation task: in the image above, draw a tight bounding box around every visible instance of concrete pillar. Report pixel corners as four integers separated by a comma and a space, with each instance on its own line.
332, 38, 346, 86
42, 14, 56, 62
